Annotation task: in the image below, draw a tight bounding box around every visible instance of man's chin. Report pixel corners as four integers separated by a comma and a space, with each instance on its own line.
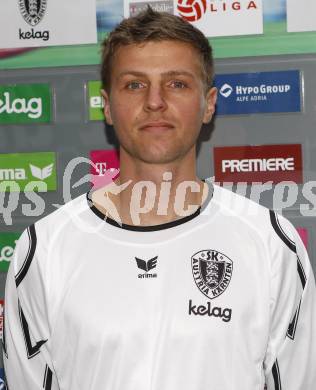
134, 151, 185, 165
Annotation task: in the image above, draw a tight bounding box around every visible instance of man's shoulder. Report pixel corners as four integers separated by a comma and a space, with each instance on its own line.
211, 183, 298, 252
211, 182, 269, 219
33, 192, 91, 239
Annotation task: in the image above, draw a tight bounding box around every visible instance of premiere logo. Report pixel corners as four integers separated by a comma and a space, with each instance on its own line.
214, 144, 303, 184
188, 299, 232, 322
222, 157, 295, 173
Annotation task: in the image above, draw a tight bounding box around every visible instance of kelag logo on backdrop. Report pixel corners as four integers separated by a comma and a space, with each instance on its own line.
0, 152, 57, 191
0, 0, 97, 48
87, 81, 105, 121
0, 233, 20, 272
215, 70, 301, 115
19, 0, 49, 41
214, 144, 303, 184
0, 83, 52, 124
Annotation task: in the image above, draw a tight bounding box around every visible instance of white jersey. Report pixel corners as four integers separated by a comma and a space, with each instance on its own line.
3, 181, 316, 390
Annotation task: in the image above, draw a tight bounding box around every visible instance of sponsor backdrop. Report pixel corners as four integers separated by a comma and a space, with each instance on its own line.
215, 70, 302, 115
213, 144, 303, 184
0, 0, 97, 48
0, 234, 20, 272
287, 0, 316, 33
124, 0, 263, 37
0, 152, 57, 192
1, 0, 316, 69
297, 227, 309, 250
90, 149, 120, 188
1, 3, 316, 387
87, 81, 105, 121
0, 83, 52, 124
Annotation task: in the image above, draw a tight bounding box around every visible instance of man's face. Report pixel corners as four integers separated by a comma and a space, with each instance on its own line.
102, 40, 217, 165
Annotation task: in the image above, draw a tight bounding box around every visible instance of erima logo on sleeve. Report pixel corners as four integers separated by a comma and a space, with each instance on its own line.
135, 256, 158, 279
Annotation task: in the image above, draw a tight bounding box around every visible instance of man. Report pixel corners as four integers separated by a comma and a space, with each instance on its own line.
3, 7, 316, 390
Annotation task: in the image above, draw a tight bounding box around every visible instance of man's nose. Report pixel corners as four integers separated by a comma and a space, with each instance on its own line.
144, 84, 167, 112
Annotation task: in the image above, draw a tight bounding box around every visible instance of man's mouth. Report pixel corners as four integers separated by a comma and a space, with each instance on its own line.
140, 121, 174, 132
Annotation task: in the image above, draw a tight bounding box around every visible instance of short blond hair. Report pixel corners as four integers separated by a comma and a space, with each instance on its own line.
101, 6, 214, 94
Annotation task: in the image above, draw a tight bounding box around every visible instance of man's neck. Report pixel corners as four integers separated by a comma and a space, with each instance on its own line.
91, 158, 209, 227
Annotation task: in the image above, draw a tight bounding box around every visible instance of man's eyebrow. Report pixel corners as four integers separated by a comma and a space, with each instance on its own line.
117, 70, 195, 79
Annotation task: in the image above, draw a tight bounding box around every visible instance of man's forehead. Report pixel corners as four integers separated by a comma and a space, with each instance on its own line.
116, 69, 197, 80
114, 40, 200, 62
112, 42, 203, 78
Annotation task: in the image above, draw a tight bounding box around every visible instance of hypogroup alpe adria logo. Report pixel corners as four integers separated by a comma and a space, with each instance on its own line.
19, 0, 47, 26
220, 83, 234, 98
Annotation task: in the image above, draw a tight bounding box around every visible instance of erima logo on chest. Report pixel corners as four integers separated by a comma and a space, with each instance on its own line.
135, 256, 158, 279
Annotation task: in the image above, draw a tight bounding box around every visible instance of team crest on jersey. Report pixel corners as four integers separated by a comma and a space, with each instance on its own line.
19, 0, 47, 26
191, 249, 233, 299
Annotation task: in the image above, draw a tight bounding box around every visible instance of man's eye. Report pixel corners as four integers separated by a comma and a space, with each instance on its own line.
127, 81, 144, 90
170, 80, 187, 89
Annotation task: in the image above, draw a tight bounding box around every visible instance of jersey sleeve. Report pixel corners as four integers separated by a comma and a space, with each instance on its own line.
264, 211, 316, 390
3, 225, 59, 390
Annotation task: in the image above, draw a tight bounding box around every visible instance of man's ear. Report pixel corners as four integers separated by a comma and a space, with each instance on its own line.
101, 89, 113, 125
202, 87, 217, 124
